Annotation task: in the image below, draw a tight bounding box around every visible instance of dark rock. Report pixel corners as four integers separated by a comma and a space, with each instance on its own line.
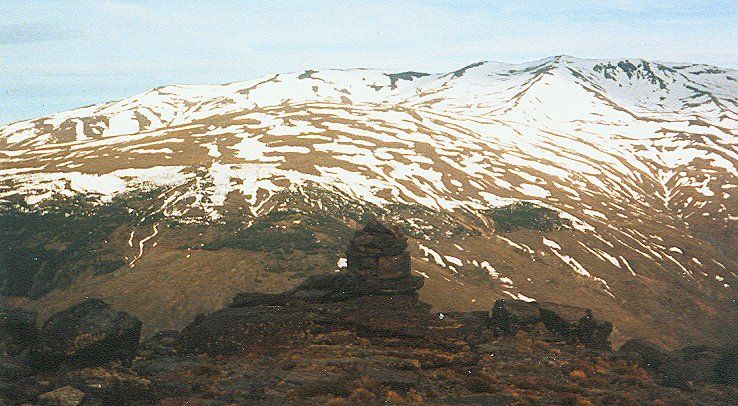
536, 302, 612, 350
0, 305, 38, 356
181, 306, 313, 355
318, 295, 435, 340
31, 299, 141, 369
576, 309, 613, 351
230, 292, 287, 307
490, 299, 540, 335
658, 345, 723, 389
37, 386, 85, 406
536, 301, 586, 337
618, 339, 668, 370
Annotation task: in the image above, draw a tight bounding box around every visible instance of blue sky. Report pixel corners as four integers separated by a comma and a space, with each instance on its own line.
2, 0, 737, 124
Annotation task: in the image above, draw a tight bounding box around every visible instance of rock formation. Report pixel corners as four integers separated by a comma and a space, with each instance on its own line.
181, 219, 436, 355
618, 340, 738, 389
31, 299, 141, 369
490, 299, 613, 350
490, 298, 541, 335
0, 305, 37, 356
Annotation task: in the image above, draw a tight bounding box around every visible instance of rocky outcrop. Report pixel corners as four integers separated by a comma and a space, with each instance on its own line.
181, 305, 315, 355
31, 299, 141, 369
490, 299, 613, 350
181, 220, 435, 355
617, 340, 738, 388
183, 221, 618, 356
618, 339, 669, 370
0, 305, 37, 356
490, 299, 541, 335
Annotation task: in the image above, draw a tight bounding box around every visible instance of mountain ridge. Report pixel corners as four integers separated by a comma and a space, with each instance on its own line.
1, 56, 735, 349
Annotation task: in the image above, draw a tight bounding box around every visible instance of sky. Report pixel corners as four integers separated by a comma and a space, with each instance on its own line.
2, 0, 737, 124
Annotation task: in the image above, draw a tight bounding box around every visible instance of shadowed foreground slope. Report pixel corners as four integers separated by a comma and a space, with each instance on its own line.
1, 220, 736, 405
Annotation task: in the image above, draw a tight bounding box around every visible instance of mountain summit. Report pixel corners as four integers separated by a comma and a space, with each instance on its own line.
0, 57, 736, 348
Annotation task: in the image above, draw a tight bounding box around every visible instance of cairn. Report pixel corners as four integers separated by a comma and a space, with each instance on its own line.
345, 218, 423, 296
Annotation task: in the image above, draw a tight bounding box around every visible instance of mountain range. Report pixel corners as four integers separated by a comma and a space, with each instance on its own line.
1, 56, 736, 348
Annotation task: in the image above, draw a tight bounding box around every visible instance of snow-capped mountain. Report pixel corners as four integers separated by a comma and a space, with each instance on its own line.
1, 56, 736, 347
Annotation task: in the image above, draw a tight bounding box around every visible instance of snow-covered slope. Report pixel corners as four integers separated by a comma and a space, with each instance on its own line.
1, 56, 736, 346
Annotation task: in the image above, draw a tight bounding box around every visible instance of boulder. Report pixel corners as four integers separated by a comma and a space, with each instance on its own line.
536, 302, 612, 350
617, 339, 668, 370
0, 305, 38, 356
181, 306, 314, 355
658, 345, 725, 389
32, 299, 141, 369
536, 301, 587, 337
576, 309, 613, 351
490, 299, 540, 335
319, 295, 434, 339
